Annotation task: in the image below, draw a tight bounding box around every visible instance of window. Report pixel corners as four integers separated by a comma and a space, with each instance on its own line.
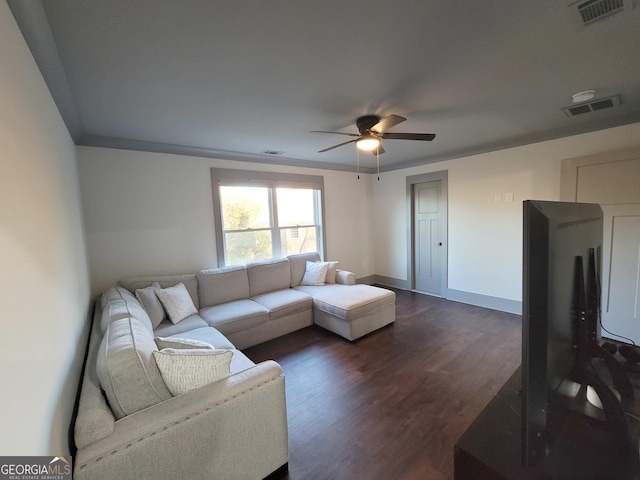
211, 169, 325, 266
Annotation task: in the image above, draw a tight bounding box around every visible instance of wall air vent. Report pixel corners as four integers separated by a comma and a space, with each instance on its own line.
576, 0, 625, 24
562, 95, 621, 117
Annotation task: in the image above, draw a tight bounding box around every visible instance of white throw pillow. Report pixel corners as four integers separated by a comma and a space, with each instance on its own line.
155, 282, 199, 324
153, 348, 233, 396
301, 260, 329, 286
324, 261, 339, 284
135, 282, 165, 328
154, 336, 215, 350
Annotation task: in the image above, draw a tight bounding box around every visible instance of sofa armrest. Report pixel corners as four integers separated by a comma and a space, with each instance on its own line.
74, 365, 115, 449
335, 269, 356, 285
75, 302, 116, 449
74, 360, 288, 480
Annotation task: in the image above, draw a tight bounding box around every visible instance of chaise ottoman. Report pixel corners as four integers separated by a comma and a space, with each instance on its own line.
295, 284, 396, 341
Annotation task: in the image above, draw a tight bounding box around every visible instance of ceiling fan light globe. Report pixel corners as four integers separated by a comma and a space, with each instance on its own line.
356, 136, 380, 151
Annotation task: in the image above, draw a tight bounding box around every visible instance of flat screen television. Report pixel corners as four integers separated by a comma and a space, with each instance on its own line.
521, 200, 606, 466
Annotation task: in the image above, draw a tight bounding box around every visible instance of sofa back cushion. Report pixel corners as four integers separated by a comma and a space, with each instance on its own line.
288, 252, 321, 287
197, 266, 250, 308
100, 287, 154, 334
247, 258, 291, 297
119, 274, 200, 310
96, 317, 172, 419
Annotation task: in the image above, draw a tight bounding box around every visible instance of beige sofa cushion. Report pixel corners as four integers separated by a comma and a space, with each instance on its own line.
101, 287, 153, 333
96, 317, 172, 419
199, 300, 269, 335
157, 326, 236, 350
227, 348, 257, 373
247, 258, 291, 297
153, 315, 209, 337
154, 336, 215, 350
296, 284, 396, 321
252, 289, 313, 321
197, 265, 250, 307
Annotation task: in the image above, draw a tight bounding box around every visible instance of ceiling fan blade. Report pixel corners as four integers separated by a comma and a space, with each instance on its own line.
318, 139, 357, 153
310, 130, 359, 137
371, 114, 406, 133
381, 132, 436, 141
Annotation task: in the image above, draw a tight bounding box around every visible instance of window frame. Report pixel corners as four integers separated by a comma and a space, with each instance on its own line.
211, 168, 326, 266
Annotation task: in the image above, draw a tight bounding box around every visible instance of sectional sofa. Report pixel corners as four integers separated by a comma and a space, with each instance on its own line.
74, 252, 395, 480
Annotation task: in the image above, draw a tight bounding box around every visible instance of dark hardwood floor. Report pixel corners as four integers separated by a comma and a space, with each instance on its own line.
245, 289, 522, 480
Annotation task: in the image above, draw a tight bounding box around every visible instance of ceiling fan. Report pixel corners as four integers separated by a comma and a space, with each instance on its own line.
311, 114, 436, 154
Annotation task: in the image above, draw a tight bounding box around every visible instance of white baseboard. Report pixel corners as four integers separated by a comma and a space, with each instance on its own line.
445, 288, 522, 315
359, 275, 522, 315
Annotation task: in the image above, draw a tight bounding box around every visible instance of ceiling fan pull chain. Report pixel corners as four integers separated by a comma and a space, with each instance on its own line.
376, 147, 380, 181
356, 146, 360, 180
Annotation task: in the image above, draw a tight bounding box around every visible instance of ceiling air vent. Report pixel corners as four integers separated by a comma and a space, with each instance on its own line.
262, 150, 284, 155
576, 0, 625, 24
562, 95, 621, 117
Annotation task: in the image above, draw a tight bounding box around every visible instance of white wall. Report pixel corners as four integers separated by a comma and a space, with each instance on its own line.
373, 122, 640, 305
78, 121, 640, 308
77, 146, 374, 295
0, 1, 90, 455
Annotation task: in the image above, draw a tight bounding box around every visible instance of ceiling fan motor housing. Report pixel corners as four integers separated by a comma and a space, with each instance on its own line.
313, 113, 434, 153
356, 115, 382, 133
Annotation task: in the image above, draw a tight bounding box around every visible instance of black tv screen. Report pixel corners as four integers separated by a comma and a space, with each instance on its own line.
521, 200, 603, 467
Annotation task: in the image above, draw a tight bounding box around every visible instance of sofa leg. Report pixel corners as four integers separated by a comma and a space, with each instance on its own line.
264, 462, 289, 479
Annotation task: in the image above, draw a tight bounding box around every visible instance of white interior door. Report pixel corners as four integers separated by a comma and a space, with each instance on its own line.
561, 148, 640, 345
413, 181, 443, 295
601, 204, 640, 344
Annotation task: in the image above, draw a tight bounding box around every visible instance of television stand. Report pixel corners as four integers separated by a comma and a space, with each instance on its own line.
454, 366, 640, 480
591, 343, 635, 401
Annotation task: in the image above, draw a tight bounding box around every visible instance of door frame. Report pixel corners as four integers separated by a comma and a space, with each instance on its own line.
406, 171, 448, 295
560, 146, 640, 342
600, 203, 640, 343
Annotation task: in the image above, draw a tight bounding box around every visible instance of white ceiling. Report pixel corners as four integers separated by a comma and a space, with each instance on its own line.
9, 0, 640, 172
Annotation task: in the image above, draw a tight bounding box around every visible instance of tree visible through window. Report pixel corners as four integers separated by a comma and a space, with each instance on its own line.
212, 169, 325, 266
220, 186, 272, 264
